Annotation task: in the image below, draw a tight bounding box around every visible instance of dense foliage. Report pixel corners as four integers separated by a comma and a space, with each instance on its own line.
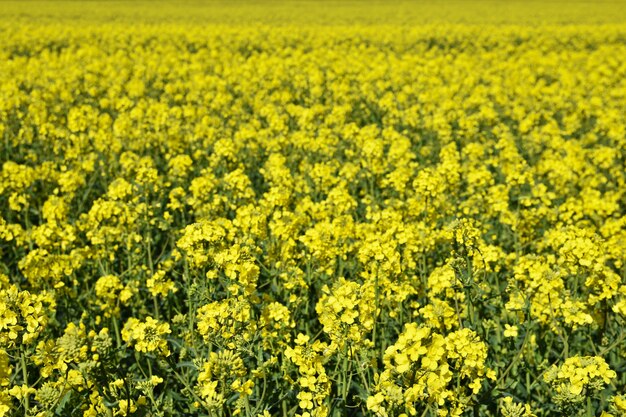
1, 2, 625, 416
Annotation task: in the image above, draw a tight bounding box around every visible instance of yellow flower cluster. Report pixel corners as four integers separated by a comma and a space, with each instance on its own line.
285, 334, 332, 417
368, 324, 494, 416
94, 274, 135, 317
121, 317, 171, 356
0, 275, 52, 346
316, 277, 376, 350
605, 394, 626, 417
0, 1, 625, 416
196, 350, 254, 413
196, 296, 256, 349
544, 356, 616, 409
500, 397, 536, 417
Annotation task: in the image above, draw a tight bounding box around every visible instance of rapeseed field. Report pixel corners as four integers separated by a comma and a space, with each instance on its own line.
1, 1, 625, 416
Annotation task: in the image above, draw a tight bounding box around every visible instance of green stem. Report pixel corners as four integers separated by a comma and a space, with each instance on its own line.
373, 267, 380, 355
112, 316, 122, 348
20, 350, 30, 413
496, 325, 530, 389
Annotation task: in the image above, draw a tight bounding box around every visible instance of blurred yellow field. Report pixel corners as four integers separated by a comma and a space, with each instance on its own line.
1, 1, 626, 416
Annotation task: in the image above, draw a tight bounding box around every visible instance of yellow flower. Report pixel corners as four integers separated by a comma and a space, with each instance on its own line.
503, 324, 519, 338
297, 391, 314, 410
121, 316, 171, 356
8, 384, 35, 400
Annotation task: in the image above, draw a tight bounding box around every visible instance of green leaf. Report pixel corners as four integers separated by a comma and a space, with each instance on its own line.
55, 390, 73, 414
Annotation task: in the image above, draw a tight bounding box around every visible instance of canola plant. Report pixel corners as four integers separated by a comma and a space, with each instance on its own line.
1, 1, 626, 416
